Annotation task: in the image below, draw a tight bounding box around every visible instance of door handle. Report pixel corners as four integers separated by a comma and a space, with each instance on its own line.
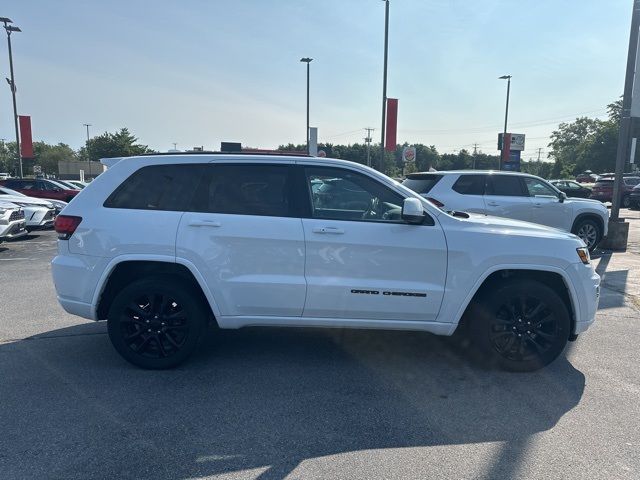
312, 226, 345, 234
188, 220, 221, 228
487, 201, 499, 207
533, 203, 542, 208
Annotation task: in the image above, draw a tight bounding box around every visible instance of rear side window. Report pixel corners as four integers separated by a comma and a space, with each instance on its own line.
189, 164, 293, 217
105, 164, 202, 211
402, 175, 443, 194
486, 175, 526, 196
452, 175, 486, 195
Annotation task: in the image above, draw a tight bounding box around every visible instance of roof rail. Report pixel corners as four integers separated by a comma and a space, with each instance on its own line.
138, 151, 310, 157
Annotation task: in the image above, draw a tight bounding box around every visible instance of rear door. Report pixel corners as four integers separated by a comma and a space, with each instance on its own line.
484, 174, 533, 222
523, 177, 572, 230
301, 165, 447, 322
176, 163, 306, 317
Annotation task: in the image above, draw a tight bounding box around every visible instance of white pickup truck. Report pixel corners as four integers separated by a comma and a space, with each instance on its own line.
51, 154, 600, 371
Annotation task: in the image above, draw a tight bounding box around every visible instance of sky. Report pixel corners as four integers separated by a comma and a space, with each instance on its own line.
0, 0, 632, 159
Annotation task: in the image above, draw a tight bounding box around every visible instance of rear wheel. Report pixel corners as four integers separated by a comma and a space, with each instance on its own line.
107, 276, 207, 369
468, 279, 570, 372
622, 195, 631, 208
573, 218, 602, 252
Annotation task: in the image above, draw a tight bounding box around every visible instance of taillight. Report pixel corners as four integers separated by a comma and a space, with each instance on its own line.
427, 197, 445, 208
54, 215, 82, 239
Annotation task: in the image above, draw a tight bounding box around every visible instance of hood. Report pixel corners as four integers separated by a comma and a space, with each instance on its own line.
0, 195, 53, 208
565, 197, 606, 206
454, 212, 579, 241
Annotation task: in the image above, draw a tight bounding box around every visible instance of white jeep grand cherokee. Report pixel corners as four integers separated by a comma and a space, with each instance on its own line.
52, 154, 600, 371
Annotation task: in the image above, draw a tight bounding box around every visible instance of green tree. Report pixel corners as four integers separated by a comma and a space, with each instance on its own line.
83, 128, 153, 161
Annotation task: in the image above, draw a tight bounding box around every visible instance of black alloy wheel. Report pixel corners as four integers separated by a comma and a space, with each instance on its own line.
469, 279, 570, 371
107, 276, 207, 369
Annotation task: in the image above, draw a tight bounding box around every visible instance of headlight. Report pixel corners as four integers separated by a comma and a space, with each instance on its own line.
577, 247, 590, 265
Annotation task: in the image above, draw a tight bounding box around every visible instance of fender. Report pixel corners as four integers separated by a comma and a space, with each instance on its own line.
90, 254, 223, 320
444, 263, 580, 332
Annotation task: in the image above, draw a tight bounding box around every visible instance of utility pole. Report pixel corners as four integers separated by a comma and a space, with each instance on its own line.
172, 142, 177, 150
472, 143, 478, 169
380, 0, 390, 171
364, 127, 375, 167
537, 148, 542, 161
611, 0, 640, 223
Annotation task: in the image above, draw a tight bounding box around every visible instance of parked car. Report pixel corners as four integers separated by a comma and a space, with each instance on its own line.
589, 176, 640, 207
0, 186, 67, 215
0, 178, 80, 203
402, 171, 609, 251
52, 154, 600, 372
575, 172, 598, 183
0, 201, 27, 242
549, 180, 592, 198
629, 183, 640, 208
0, 172, 10, 180
0, 188, 55, 230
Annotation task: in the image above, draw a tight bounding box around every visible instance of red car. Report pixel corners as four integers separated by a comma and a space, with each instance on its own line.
589, 176, 640, 208
0, 178, 80, 203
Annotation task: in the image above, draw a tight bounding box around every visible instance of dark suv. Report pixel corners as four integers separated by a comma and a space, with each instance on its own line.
0, 178, 80, 203
589, 177, 640, 207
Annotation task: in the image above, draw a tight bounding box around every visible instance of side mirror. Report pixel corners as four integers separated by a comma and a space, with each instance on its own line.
558, 191, 567, 203
402, 197, 426, 224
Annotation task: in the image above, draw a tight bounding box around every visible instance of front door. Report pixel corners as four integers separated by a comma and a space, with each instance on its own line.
523, 177, 572, 230
301, 166, 447, 322
176, 163, 306, 317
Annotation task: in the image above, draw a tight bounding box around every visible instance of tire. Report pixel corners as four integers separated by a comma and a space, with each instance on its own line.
572, 218, 602, 252
622, 195, 631, 209
107, 275, 207, 369
468, 279, 570, 372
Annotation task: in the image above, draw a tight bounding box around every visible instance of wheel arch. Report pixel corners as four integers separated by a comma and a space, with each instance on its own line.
94, 256, 221, 324
571, 212, 604, 236
453, 266, 579, 337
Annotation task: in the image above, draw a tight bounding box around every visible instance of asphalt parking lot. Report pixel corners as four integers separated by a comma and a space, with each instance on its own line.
1, 215, 639, 480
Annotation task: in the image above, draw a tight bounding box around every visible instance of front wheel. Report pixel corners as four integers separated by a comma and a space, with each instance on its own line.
573, 218, 602, 252
107, 276, 207, 369
468, 279, 570, 372
622, 195, 631, 208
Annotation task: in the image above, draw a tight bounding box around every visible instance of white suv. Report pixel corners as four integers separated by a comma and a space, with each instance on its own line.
403, 171, 609, 251
52, 154, 600, 371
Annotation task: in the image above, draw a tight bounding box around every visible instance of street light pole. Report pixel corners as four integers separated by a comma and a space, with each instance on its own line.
1, 18, 22, 178
300, 57, 312, 153
380, 0, 390, 171
83, 123, 91, 144
83, 123, 92, 179
499, 75, 512, 170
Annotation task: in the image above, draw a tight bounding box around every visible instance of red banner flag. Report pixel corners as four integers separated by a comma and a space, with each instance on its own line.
19, 115, 34, 159
385, 98, 398, 152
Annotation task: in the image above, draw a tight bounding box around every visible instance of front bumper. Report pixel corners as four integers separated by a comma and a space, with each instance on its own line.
1, 220, 28, 240
26, 208, 56, 229
565, 262, 600, 335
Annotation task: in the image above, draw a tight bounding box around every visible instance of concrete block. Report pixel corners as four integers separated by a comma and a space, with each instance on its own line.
599, 219, 630, 250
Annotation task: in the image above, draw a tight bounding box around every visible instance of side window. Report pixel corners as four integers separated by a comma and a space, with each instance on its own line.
486, 175, 526, 197
38, 181, 54, 191
190, 164, 292, 217
105, 164, 202, 211
452, 175, 486, 195
305, 167, 404, 222
20, 181, 37, 190
524, 177, 558, 197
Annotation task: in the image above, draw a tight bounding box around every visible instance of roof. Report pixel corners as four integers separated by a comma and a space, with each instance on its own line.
407, 170, 537, 176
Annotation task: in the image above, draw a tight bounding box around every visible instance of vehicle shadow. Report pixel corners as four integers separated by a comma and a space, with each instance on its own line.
0, 323, 585, 480
594, 252, 629, 309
